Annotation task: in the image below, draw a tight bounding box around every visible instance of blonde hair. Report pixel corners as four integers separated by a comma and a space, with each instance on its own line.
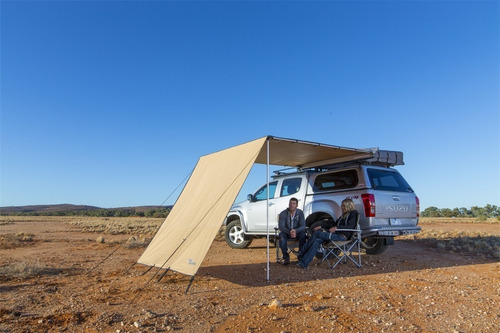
341, 198, 355, 218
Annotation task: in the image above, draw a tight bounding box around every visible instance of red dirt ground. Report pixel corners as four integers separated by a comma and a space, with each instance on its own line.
0, 219, 498, 332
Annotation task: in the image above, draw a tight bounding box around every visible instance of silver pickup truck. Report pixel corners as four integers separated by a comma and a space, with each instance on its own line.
224, 152, 420, 255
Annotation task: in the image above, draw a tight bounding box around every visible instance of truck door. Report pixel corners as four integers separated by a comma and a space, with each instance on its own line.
245, 181, 278, 232
255, 177, 305, 231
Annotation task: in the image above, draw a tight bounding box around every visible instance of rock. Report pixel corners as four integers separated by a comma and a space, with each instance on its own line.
144, 309, 158, 318
303, 304, 314, 312
268, 299, 282, 309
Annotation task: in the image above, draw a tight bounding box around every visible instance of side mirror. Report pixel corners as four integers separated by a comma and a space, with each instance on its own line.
247, 194, 254, 202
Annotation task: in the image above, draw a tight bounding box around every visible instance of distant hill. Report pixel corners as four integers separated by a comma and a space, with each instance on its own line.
0, 204, 172, 216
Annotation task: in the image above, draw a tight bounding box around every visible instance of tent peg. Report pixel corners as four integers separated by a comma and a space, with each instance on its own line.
157, 268, 170, 283
140, 266, 154, 276
185, 276, 195, 294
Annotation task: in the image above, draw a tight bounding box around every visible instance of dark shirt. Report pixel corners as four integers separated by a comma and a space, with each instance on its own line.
278, 208, 306, 235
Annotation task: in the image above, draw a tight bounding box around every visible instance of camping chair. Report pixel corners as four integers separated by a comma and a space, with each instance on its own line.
274, 227, 300, 263
320, 213, 362, 269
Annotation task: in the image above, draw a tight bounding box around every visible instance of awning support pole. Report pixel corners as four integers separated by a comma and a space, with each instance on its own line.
266, 138, 270, 282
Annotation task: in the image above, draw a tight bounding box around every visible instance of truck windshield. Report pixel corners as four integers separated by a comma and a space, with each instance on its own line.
367, 168, 413, 192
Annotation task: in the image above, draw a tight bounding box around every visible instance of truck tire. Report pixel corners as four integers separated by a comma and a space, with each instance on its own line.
225, 220, 253, 249
361, 237, 388, 255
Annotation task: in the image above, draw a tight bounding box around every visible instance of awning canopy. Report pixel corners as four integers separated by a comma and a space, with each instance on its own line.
138, 136, 375, 278
255, 136, 373, 167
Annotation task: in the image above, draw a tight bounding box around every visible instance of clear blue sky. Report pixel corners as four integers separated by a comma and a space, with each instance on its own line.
1, 1, 499, 210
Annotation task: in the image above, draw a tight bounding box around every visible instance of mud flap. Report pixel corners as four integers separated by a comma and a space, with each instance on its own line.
384, 237, 394, 246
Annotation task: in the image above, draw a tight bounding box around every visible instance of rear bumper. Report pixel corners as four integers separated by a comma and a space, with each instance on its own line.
361, 226, 421, 237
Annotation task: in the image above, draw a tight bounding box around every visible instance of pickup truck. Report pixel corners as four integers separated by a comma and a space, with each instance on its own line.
223, 153, 420, 255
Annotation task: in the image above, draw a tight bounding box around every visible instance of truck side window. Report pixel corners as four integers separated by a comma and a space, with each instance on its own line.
280, 178, 302, 197
254, 181, 278, 201
313, 170, 358, 191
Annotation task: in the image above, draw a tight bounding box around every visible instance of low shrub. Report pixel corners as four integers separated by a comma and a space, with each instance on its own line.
67, 217, 162, 234
0, 233, 35, 250
123, 235, 149, 248
401, 229, 499, 259
0, 262, 63, 281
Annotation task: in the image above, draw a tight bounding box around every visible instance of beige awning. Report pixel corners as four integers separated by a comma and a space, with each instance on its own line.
256, 136, 373, 167
137, 137, 267, 276
138, 136, 374, 277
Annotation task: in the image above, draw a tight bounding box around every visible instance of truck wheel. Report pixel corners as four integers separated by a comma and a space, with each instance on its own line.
225, 220, 253, 249
361, 237, 388, 255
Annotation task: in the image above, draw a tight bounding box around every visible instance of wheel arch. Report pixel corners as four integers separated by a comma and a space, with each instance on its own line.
224, 211, 247, 232
304, 198, 342, 226
305, 212, 334, 228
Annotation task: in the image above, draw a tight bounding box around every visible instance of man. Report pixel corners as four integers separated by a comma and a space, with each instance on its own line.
278, 197, 306, 265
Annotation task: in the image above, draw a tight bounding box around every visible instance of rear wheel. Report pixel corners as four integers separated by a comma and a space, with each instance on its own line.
361, 237, 388, 255
225, 220, 253, 249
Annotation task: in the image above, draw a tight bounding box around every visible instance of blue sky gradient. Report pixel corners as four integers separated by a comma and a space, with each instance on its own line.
1, 1, 499, 209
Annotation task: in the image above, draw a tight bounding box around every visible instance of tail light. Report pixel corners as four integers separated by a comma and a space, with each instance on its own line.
416, 196, 420, 217
361, 193, 376, 217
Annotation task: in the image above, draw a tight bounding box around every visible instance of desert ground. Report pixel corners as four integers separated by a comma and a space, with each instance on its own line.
0, 216, 498, 333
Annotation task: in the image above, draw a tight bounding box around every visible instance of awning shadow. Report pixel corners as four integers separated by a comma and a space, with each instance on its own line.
196, 239, 498, 287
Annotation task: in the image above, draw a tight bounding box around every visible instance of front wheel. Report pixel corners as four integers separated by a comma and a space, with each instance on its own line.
225, 220, 253, 249
361, 237, 388, 255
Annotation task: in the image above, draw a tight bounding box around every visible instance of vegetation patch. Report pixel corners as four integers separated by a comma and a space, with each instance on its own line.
420, 204, 499, 219
123, 235, 150, 248
0, 233, 35, 250
0, 261, 64, 281
401, 229, 500, 259
67, 217, 163, 234
419, 217, 499, 224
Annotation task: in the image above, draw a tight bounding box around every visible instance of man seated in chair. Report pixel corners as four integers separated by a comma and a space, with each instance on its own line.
278, 197, 306, 265
297, 198, 358, 269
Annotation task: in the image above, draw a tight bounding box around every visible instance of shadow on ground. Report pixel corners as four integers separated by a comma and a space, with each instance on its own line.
194, 239, 497, 287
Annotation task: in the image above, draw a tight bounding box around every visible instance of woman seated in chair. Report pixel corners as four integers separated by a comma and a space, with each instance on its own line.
297, 198, 358, 269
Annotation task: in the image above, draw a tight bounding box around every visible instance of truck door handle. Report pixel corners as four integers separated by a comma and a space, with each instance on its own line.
269, 202, 274, 206
392, 196, 400, 201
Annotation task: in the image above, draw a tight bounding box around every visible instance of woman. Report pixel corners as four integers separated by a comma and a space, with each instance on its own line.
297, 198, 358, 269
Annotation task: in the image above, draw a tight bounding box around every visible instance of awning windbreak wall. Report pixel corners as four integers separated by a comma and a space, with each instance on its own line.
137, 137, 267, 276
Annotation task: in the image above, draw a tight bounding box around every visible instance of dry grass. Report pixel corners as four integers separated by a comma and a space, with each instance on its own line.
0, 216, 85, 223
66, 217, 164, 234
123, 235, 149, 248
401, 229, 500, 259
0, 261, 64, 281
0, 232, 35, 250
419, 217, 499, 224
2, 216, 497, 258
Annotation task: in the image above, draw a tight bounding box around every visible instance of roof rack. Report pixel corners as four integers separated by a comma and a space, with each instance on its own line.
309, 149, 404, 170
